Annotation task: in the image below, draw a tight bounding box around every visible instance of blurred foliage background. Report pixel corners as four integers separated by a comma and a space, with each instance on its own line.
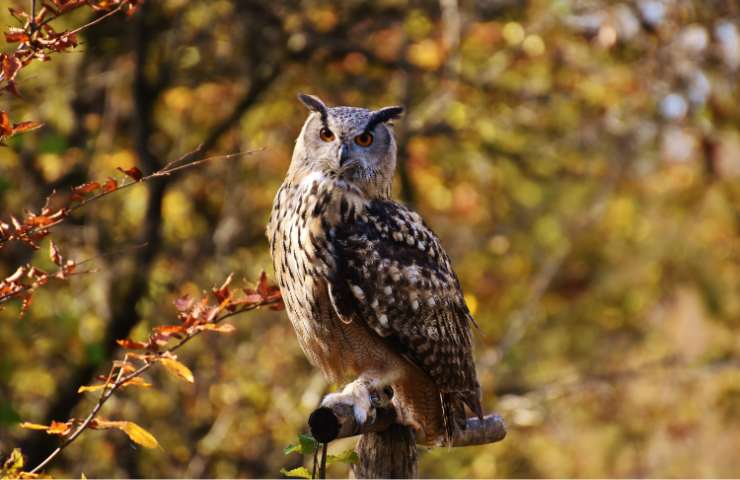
1, 0, 739, 477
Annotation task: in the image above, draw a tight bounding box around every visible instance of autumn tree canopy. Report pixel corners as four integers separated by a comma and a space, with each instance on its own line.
1, 0, 739, 477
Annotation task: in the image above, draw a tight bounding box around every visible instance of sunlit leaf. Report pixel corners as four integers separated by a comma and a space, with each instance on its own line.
116, 339, 149, 350
102, 177, 117, 193
49, 240, 62, 266
280, 467, 312, 479
72, 182, 101, 195
93, 420, 159, 449
46, 420, 71, 435
122, 377, 151, 388
77, 384, 106, 393
153, 325, 186, 335
119, 421, 159, 449
11, 121, 43, 134
2, 448, 24, 473
4, 28, 30, 43
197, 323, 235, 333
19, 422, 49, 431
117, 166, 143, 181
326, 449, 359, 465
159, 357, 194, 383
284, 433, 318, 456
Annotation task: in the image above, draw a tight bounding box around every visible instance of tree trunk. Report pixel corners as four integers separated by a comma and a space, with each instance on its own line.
351, 425, 418, 479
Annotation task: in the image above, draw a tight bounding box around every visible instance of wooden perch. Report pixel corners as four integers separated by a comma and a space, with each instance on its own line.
308, 403, 506, 447
308, 388, 506, 478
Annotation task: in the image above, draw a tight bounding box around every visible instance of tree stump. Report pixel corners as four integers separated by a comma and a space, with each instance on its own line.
351, 424, 418, 478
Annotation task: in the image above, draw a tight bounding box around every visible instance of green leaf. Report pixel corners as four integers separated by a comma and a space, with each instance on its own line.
280, 467, 312, 479
283, 443, 301, 455
326, 449, 359, 466
299, 434, 317, 454
284, 434, 317, 455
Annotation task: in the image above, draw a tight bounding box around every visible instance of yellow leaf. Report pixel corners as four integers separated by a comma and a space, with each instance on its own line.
122, 377, 152, 388
2, 448, 24, 472
77, 384, 107, 393
198, 322, 235, 333
119, 421, 159, 449
91, 420, 159, 449
19, 422, 49, 430
159, 357, 194, 383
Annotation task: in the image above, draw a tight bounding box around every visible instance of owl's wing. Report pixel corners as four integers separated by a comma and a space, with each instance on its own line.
324, 199, 482, 420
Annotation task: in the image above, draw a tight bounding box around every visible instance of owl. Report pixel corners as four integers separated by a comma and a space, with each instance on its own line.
267, 94, 482, 445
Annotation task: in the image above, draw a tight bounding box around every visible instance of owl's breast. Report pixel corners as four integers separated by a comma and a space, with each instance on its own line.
268, 174, 359, 381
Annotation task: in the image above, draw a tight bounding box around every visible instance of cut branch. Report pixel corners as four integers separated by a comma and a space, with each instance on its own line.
307, 397, 506, 447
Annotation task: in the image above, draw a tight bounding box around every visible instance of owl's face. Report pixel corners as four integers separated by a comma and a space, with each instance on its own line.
291, 94, 403, 198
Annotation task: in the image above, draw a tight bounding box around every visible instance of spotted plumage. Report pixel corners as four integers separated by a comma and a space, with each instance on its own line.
267, 94, 481, 444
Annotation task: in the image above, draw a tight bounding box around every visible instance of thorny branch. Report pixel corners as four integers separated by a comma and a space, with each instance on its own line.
23, 272, 283, 475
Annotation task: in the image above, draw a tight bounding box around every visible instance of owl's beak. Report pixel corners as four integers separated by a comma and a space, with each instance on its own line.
338, 144, 351, 168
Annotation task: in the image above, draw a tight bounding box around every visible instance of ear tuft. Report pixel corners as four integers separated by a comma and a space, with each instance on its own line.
297, 93, 328, 114
366, 105, 404, 131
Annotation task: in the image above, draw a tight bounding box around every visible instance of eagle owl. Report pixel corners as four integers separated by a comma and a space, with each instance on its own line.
267, 94, 482, 445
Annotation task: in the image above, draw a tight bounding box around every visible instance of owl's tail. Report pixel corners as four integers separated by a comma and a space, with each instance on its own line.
440, 390, 483, 445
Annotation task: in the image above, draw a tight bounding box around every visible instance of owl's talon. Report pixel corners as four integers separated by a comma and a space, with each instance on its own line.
321, 378, 376, 426
369, 390, 381, 408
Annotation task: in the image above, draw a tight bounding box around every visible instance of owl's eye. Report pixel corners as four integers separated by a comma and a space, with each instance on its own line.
354, 132, 374, 147
319, 127, 335, 142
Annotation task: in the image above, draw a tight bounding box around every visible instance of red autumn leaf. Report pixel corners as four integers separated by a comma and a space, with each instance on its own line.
28, 214, 53, 228
46, 420, 72, 435
116, 339, 149, 350
49, 240, 62, 266
1, 53, 23, 82
102, 177, 117, 193
256, 271, 281, 301
72, 181, 101, 195
257, 271, 271, 297
3, 28, 29, 44
153, 325, 186, 335
212, 273, 234, 304
12, 121, 44, 134
0, 111, 12, 137
117, 166, 143, 181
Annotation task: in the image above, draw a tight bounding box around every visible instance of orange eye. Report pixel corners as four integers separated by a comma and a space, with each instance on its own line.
319, 127, 335, 142
354, 132, 374, 147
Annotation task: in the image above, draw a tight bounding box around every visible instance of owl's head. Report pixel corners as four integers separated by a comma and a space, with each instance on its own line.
289, 93, 403, 198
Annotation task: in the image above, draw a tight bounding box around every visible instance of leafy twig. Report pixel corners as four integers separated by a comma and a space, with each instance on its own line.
24, 272, 283, 474
0, 148, 259, 251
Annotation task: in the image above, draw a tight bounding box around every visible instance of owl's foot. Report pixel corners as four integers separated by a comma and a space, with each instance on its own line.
320, 377, 394, 427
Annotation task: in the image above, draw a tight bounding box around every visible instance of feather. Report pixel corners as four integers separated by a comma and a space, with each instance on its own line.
325, 199, 481, 407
